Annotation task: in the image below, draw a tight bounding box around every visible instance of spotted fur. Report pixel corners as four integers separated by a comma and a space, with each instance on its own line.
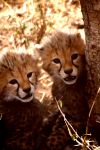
36, 30, 89, 150
0, 48, 44, 150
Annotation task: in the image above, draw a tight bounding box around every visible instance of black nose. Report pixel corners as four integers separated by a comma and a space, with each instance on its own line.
64, 68, 73, 74
23, 87, 31, 93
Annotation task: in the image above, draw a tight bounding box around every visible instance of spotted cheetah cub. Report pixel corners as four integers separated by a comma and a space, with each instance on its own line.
36, 30, 89, 150
0, 48, 44, 150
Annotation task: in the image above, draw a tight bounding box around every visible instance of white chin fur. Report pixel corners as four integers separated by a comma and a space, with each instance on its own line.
4, 94, 34, 103
17, 95, 34, 103
63, 78, 77, 85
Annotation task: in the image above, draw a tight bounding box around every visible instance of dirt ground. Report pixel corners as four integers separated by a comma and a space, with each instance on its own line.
0, 0, 84, 115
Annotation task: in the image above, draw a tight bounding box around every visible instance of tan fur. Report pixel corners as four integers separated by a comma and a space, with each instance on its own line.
0, 49, 39, 101
36, 30, 85, 85
0, 49, 44, 150
36, 30, 89, 150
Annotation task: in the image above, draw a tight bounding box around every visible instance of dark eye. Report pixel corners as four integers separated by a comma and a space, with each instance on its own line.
71, 53, 79, 60
52, 58, 61, 64
27, 72, 33, 78
9, 79, 18, 84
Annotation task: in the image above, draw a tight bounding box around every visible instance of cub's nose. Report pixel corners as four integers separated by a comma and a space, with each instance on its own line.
23, 87, 31, 93
64, 68, 73, 74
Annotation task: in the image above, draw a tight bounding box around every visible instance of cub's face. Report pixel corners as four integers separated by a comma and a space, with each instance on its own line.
36, 31, 85, 85
0, 50, 39, 103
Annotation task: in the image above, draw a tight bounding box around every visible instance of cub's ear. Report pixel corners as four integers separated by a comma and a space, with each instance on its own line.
77, 30, 86, 44
76, 32, 81, 38
35, 44, 44, 52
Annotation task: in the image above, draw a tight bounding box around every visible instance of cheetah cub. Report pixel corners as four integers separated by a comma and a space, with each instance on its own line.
0, 48, 44, 150
36, 30, 89, 150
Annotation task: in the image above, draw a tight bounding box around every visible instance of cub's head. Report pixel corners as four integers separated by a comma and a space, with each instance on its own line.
36, 30, 85, 85
0, 49, 39, 103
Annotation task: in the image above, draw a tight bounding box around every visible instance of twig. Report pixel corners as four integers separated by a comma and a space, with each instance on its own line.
38, 74, 49, 81
86, 87, 100, 136
55, 98, 94, 150
40, 92, 46, 102
0, 113, 2, 120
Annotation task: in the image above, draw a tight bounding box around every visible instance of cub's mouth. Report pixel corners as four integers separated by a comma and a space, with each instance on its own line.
19, 93, 33, 103
23, 93, 32, 99
63, 76, 77, 85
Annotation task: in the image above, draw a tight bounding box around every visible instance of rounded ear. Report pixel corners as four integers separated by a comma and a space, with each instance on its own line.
76, 32, 81, 39
77, 30, 86, 43
35, 44, 44, 52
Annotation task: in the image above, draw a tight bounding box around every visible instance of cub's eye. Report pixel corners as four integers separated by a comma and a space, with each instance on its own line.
9, 79, 18, 84
27, 72, 33, 78
71, 53, 79, 60
52, 58, 61, 64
